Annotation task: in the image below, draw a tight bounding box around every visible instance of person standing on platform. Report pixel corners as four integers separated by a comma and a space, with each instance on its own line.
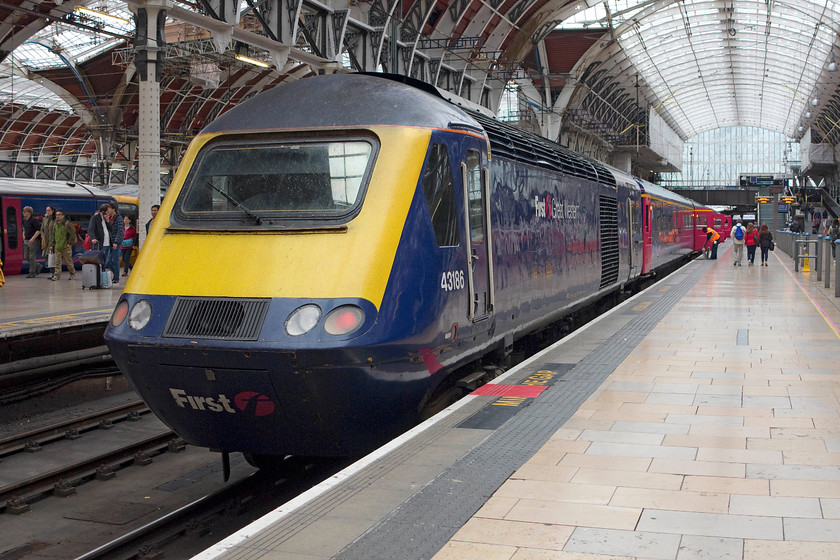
758, 223, 774, 266
21, 206, 42, 277
145, 204, 159, 235
828, 219, 840, 260
744, 222, 758, 266
40, 206, 56, 277
49, 210, 76, 281
107, 201, 123, 286
731, 220, 746, 266
121, 215, 136, 277
87, 203, 111, 264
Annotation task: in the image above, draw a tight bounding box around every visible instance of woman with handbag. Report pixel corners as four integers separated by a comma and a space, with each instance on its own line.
121, 215, 136, 277
41, 206, 56, 276
758, 223, 774, 267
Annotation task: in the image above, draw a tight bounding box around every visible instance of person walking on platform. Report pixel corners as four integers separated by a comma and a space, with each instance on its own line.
21, 206, 42, 277
702, 226, 720, 259
758, 223, 774, 266
744, 222, 758, 265
49, 210, 76, 281
40, 206, 56, 277
731, 220, 746, 266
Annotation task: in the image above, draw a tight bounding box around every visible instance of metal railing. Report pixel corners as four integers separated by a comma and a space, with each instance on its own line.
775, 230, 840, 297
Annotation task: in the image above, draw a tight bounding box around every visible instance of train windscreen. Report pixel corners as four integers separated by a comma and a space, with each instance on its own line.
173, 137, 375, 227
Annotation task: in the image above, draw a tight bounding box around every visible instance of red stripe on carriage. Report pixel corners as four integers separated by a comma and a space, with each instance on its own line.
470, 384, 548, 398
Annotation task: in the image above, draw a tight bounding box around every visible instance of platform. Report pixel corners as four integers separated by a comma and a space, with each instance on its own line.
0, 271, 125, 339
186, 243, 839, 559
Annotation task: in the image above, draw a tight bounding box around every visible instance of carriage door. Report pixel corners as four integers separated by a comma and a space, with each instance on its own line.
1, 196, 22, 275
642, 196, 653, 273
462, 149, 494, 322
628, 199, 640, 279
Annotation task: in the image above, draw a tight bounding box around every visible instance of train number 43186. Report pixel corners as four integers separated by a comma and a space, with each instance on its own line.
441, 270, 465, 291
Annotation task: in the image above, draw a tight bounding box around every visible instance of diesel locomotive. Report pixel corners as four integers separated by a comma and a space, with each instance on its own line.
105, 73, 723, 467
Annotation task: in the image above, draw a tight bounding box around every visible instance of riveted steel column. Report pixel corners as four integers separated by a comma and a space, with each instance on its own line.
825, 235, 832, 288
836, 240, 840, 297
817, 235, 823, 282
133, 1, 170, 247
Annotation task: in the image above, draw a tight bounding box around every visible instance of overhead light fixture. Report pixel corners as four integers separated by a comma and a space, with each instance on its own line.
234, 54, 270, 68
812, 98, 819, 106
805, 111, 812, 118
74, 6, 130, 25
798, 126, 804, 132
830, 51, 837, 72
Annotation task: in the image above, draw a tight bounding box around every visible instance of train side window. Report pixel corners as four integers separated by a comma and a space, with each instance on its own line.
714, 218, 722, 228
6, 206, 18, 250
421, 143, 459, 247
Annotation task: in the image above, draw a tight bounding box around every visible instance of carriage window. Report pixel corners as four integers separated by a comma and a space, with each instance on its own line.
422, 143, 458, 247
175, 137, 374, 225
6, 206, 17, 250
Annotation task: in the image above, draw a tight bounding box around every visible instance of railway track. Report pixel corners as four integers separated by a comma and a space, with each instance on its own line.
0, 400, 179, 514
0, 382, 348, 560
73, 456, 348, 560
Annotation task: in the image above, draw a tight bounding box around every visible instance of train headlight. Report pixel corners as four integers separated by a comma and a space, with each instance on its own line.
111, 300, 129, 327
285, 304, 322, 336
324, 305, 365, 336
128, 299, 153, 330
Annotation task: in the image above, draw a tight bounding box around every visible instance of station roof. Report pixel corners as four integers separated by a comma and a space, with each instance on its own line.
548, 0, 840, 140
0, 0, 836, 167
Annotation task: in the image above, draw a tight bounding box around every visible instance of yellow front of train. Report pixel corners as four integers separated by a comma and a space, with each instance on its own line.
125, 125, 427, 306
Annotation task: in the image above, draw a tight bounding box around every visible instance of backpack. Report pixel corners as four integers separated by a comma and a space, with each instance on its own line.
734, 225, 744, 240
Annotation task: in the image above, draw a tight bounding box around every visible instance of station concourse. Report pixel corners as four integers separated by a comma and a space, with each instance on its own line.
189, 242, 840, 560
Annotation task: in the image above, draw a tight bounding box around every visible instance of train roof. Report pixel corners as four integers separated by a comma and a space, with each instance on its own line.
203, 73, 616, 188
203, 73, 482, 134
640, 180, 708, 209
0, 177, 114, 198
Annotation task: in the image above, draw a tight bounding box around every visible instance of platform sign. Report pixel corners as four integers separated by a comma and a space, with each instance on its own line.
779, 203, 789, 212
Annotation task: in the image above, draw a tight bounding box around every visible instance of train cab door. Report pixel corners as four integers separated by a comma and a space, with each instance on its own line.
461, 148, 494, 323
0, 196, 22, 274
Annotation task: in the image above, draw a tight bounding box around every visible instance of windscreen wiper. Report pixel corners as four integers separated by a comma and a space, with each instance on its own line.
206, 181, 263, 225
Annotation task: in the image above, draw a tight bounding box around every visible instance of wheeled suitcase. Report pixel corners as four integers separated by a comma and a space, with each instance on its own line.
82, 263, 102, 289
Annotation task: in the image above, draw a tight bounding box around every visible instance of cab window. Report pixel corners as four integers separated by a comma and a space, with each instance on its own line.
421, 143, 458, 247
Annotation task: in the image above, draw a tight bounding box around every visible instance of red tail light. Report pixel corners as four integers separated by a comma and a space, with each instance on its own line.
324, 305, 365, 335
